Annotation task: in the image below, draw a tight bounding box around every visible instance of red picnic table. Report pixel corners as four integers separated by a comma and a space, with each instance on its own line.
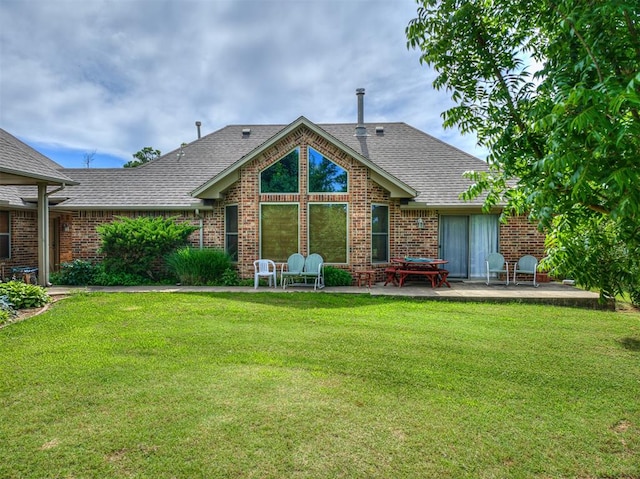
384, 257, 450, 288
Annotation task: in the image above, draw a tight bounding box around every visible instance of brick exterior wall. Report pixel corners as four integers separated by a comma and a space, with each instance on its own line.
3, 211, 38, 276
68, 210, 203, 263
0, 210, 74, 279
499, 215, 546, 265
2, 128, 547, 284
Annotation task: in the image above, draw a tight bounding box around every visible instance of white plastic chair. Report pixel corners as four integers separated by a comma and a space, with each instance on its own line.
253, 259, 277, 289
513, 255, 539, 287
485, 252, 509, 286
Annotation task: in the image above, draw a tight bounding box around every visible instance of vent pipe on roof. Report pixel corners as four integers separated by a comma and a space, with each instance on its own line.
355, 88, 368, 137
195, 121, 202, 139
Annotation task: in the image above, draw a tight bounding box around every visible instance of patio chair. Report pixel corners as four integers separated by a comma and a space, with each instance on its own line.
485, 252, 509, 286
300, 253, 325, 290
280, 253, 305, 288
253, 259, 277, 289
513, 255, 539, 287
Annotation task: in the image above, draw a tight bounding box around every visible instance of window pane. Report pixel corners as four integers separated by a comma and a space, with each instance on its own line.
371, 205, 388, 233
0, 212, 8, 233
372, 235, 388, 263
261, 204, 298, 261
308, 147, 347, 193
225, 205, 238, 261
309, 204, 347, 263
261, 149, 299, 193
226, 235, 238, 262
225, 205, 238, 233
0, 236, 8, 259
371, 205, 388, 263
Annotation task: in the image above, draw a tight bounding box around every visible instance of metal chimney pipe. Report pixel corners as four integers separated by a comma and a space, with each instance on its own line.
355, 88, 367, 137
195, 121, 202, 139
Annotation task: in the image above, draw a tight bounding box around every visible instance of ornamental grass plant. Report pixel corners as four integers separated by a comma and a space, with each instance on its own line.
1, 293, 638, 478
165, 247, 236, 285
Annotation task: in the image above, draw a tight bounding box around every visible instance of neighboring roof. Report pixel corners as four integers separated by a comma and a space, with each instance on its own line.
0, 128, 78, 186
39, 117, 489, 210
50, 168, 204, 210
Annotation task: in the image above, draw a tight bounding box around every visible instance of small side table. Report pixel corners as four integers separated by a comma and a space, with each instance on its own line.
356, 270, 376, 288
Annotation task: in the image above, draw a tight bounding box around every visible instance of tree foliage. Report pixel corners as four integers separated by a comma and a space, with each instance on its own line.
124, 146, 161, 168
407, 0, 640, 303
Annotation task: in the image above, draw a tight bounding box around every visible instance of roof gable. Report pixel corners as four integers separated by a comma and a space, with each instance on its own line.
191, 116, 417, 199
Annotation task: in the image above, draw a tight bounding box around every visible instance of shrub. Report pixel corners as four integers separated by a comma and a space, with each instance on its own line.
0, 295, 16, 324
324, 266, 353, 286
92, 263, 151, 286
50, 259, 98, 285
166, 247, 235, 285
220, 268, 241, 286
97, 216, 198, 280
0, 282, 50, 309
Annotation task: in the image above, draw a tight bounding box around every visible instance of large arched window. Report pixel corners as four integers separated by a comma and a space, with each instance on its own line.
308, 147, 347, 193
260, 148, 299, 193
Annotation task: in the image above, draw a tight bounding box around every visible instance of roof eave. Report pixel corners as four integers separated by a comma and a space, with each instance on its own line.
0, 168, 79, 186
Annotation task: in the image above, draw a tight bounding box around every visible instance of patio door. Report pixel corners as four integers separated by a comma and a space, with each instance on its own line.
440, 215, 498, 279
441, 216, 469, 278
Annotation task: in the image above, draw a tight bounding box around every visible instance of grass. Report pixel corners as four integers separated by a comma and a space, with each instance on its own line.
1, 293, 639, 478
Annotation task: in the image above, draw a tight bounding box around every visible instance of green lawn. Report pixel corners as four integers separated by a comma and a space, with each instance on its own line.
1, 293, 638, 478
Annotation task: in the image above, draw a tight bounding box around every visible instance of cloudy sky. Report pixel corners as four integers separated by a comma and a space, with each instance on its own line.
1, 0, 484, 168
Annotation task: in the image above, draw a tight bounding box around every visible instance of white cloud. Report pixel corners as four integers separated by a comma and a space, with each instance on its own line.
0, 0, 485, 167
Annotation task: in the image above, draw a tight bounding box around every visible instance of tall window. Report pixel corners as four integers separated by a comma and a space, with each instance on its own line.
308, 203, 347, 263
308, 147, 348, 193
0, 212, 9, 259
371, 205, 388, 263
225, 205, 238, 261
261, 204, 299, 261
261, 148, 299, 193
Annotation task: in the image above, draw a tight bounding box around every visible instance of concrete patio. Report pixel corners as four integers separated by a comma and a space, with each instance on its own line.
46, 280, 605, 309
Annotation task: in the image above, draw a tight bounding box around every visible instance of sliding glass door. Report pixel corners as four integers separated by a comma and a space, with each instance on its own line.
441, 215, 498, 278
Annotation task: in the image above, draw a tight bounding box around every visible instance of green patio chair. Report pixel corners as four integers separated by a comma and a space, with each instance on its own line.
513, 255, 539, 287
300, 253, 325, 290
281, 253, 305, 289
485, 252, 509, 286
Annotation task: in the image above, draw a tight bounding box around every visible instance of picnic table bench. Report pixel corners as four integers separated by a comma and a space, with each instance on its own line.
397, 269, 450, 288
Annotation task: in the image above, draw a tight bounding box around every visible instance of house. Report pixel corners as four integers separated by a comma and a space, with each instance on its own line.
0, 90, 545, 284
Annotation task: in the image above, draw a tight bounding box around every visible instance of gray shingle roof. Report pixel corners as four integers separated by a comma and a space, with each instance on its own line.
51, 120, 489, 209
322, 122, 489, 206
0, 128, 77, 186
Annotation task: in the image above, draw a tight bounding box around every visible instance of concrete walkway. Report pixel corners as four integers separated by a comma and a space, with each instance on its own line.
46, 280, 605, 309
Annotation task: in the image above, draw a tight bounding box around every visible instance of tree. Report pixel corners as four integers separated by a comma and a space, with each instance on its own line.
124, 146, 161, 168
82, 150, 96, 168
407, 0, 640, 304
